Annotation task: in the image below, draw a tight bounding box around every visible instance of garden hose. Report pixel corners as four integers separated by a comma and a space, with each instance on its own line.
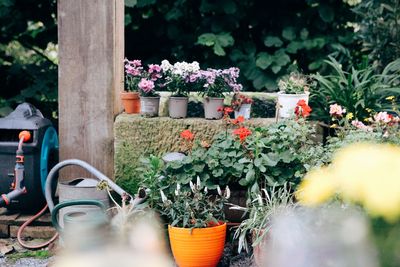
17, 204, 59, 249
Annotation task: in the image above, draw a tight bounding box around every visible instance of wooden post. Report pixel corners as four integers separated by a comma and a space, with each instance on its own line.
58, 0, 124, 180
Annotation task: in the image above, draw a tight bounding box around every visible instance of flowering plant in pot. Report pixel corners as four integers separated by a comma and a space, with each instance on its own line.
122, 59, 143, 114
277, 72, 311, 118
231, 93, 253, 119
199, 67, 243, 119
159, 177, 230, 267
161, 60, 201, 118
138, 64, 163, 117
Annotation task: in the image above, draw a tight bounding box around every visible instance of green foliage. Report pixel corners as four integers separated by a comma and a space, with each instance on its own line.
158, 178, 229, 228
232, 185, 295, 253
125, 0, 358, 91
353, 0, 400, 68
310, 57, 400, 123
0, 0, 57, 121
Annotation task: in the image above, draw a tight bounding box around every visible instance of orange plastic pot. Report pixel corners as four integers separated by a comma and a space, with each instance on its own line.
168, 222, 227, 267
121, 91, 140, 114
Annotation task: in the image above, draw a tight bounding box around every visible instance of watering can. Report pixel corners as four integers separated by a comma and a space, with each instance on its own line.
45, 159, 145, 248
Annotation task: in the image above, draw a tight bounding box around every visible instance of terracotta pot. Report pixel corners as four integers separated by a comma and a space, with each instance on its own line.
140, 96, 160, 117
168, 222, 227, 267
121, 91, 140, 114
234, 104, 251, 119
252, 229, 269, 267
277, 92, 309, 118
203, 97, 224, 120
169, 97, 188, 119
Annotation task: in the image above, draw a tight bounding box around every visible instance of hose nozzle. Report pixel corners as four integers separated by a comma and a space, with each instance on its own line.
19, 131, 31, 142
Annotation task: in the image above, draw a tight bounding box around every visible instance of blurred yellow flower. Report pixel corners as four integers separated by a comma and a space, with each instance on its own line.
297, 167, 336, 206
297, 143, 400, 222
386, 96, 395, 101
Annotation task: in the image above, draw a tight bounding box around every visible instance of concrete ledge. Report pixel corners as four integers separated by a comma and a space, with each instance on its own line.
114, 115, 276, 192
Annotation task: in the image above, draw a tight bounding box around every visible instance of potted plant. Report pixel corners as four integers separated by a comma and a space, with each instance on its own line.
121, 59, 142, 114
161, 60, 201, 119
199, 67, 243, 120
232, 185, 295, 267
159, 178, 230, 267
277, 72, 311, 118
231, 93, 253, 119
139, 64, 163, 117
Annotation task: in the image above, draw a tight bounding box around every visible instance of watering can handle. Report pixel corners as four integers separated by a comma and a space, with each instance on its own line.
51, 199, 106, 233
45, 159, 132, 212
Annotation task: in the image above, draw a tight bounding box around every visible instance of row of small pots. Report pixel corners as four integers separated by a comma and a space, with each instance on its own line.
122, 91, 309, 119
121, 91, 252, 119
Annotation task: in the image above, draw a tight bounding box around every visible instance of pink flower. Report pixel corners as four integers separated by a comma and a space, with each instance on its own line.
351, 120, 373, 132
148, 64, 161, 73
374, 112, 392, 123
138, 78, 155, 93
329, 104, 346, 117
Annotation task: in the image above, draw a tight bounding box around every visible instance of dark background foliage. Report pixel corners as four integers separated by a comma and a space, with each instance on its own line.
1, 0, 398, 122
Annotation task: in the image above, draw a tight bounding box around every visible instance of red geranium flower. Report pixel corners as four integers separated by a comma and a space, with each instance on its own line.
232, 115, 245, 125
180, 129, 194, 140
294, 99, 312, 118
232, 127, 252, 142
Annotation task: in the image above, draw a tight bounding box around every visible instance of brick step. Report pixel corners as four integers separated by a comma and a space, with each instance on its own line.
0, 208, 55, 239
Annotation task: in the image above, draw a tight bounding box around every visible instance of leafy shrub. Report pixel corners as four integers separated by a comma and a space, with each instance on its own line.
310, 56, 400, 123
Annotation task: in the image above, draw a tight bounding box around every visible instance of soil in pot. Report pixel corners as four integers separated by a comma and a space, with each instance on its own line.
169, 96, 188, 119
140, 96, 160, 117
203, 97, 224, 120
168, 222, 226, 267
121, 91, 140, 114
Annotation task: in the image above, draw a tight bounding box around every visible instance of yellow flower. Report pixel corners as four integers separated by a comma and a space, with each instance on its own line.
297, 167, 336, 206
365, 108, 372, 113
297, 143, 400, 222
345, 112, 354, 120
386, 96, 395, 101
330, 124, 338, 128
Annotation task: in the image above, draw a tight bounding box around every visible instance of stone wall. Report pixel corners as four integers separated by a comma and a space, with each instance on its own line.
114, 115, 276, 193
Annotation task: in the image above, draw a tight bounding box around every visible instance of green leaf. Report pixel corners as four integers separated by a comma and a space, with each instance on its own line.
318, 5, 334, 23
308, 61, 322, 71
245, 168, 255, 183
252, 74, 274, 90
197, 33, 216, 47
273, 50, 291, 67
125, 0, 137, 7
271, 65, 282, 74
217, 33, 234, 47
213, 43, 226, 56
222, 0, 237, 14
286, 41, 303, 54
282, 27, 296, 41
256, 52, 273, 70
300, 28, 309, 40
264, 36, 283, 47
124, 14, 132, 26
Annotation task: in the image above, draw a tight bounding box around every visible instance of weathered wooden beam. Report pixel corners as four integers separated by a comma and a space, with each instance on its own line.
58, 0, 124, 180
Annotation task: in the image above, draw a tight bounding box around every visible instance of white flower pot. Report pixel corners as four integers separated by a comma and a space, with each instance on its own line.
277, 92, 309, 118
140, 96, 160, 117
168, 97, 188, 119
234, 104, 251, 119
203, 97, 224, 119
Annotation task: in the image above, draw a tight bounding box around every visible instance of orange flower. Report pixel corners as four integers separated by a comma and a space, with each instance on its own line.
232, 127, 252, 142
232, 115, 245, 125
295, 99, 312, 118
180, 129, 194, 140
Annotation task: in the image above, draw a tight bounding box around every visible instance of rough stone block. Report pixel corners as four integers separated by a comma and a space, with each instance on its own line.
0, 224, 9, 238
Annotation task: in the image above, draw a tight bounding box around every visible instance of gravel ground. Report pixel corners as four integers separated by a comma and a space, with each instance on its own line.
0, 257, 51, 267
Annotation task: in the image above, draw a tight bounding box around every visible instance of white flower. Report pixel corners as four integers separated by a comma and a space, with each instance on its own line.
204, 187, 208, 194
160, 190, 168, 203
196, 176, 201, 189
224, 186, 231, 199
257, 194, 263, 205
189, 181, 195, 192
161, 60, 173, 72
175, 183, 180, 196
217, 185, 222, 196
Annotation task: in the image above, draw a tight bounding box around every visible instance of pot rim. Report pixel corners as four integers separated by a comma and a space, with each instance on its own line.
203, 97, 225, 101
169, 96, 189, 99
140, 96, 161, 99
277, 91, 310, 97
168, 222, 227, 230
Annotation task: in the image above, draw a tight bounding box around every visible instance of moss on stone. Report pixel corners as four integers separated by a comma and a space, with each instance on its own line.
114, 115, 276, 194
